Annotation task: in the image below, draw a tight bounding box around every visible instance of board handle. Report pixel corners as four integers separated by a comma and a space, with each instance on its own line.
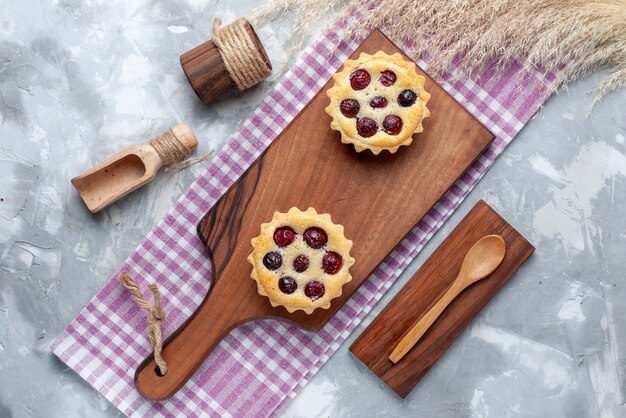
134, 277, 251, 400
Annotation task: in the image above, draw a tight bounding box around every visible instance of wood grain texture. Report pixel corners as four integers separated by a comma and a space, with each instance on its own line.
180, 21, 270, 104
349, 200, 535, 398
135, 30, 494, 400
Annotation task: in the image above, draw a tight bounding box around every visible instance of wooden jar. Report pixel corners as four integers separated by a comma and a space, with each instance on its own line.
180, 19, 272, 104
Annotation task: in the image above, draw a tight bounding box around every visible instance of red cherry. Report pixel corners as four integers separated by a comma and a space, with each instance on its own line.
382, 115, 403, 135
398, 89, 418, 107
380, 70, 397, 86
356, 118, 378, 138
304, 281, 325, 301
278, 276, 297, 294
322, 252, 342, 274
273, 226, 296, 247
350, 69, 371, 90
340, 99, 360, 118
293, 254, 309, 272
263, 252, 282, 270
370, 96, 388, 108
303, 227, 328, 249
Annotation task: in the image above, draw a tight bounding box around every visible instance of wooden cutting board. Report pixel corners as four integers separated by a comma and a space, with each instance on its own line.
134, 30, 494, 400
350, 200, 535, 397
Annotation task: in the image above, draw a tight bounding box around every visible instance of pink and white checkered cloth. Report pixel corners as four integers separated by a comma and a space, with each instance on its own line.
52, 16, 561, 418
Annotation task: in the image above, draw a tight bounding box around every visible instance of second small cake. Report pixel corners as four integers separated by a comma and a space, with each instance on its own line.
325, 51, 431, 155
248, 207, 355, 314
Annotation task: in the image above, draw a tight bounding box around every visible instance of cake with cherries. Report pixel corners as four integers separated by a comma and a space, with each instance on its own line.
248, 207, 355, 314
325, 51, 430, 154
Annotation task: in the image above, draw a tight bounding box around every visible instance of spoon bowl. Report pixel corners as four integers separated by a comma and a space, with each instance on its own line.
460, 235, 507, 284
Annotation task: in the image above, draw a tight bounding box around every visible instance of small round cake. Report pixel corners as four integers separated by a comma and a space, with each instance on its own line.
248, 207, 355, 314
325, 51, 431, 155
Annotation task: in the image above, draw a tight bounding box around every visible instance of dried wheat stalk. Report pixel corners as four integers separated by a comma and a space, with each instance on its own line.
252, 0, 626, 109
251, 0, 349, 64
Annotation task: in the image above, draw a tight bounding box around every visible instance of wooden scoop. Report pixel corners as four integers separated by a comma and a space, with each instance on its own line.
389, 234, 506, 363
71, 124, 197, 213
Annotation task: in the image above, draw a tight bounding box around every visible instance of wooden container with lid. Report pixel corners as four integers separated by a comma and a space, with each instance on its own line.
180, 18, 272, 104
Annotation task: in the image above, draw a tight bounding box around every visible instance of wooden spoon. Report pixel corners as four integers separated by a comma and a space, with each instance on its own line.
71, 124, 196, 213
389, 234, 506, 364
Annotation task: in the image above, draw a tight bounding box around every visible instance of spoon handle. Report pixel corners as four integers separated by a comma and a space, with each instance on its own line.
389, 282, 461, 363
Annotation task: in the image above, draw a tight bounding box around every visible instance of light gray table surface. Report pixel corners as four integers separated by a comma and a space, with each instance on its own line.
1, 0, 625, 417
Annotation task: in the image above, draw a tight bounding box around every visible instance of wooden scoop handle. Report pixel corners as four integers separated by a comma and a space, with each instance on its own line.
389, 281, 462, 363
134, 276, 250, 400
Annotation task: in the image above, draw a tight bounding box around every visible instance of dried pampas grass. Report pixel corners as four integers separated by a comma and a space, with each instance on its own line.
251, 0, 349, 63
253, 0, 626, 109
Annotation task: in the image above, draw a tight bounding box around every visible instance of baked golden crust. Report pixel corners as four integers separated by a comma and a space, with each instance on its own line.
325, 51, 431, 155
248, 207, 355, 314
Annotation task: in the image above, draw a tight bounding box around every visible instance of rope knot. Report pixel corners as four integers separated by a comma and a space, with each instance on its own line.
119, 272, 168, 376
148, 284, 165, 321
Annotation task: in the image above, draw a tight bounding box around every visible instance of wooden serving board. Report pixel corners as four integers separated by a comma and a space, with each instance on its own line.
134, 30, 494, 400
350, 200, 535, 397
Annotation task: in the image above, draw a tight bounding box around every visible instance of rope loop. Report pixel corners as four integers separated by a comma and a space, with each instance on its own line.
119, 272, 168, 376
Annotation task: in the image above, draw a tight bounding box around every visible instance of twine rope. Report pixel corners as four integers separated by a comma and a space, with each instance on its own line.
212, 18, 271, 90
119, 272, 168, 376
149, 127, 213, 172
149, 128, 190, 168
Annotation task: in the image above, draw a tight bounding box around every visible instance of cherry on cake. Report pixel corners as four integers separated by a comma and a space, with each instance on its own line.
248, 207, 355, 314
325, 51, 431, 155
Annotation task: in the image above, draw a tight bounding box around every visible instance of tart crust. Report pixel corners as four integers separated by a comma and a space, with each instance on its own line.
325, 51, 431, 155
248, 207, 355, 314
